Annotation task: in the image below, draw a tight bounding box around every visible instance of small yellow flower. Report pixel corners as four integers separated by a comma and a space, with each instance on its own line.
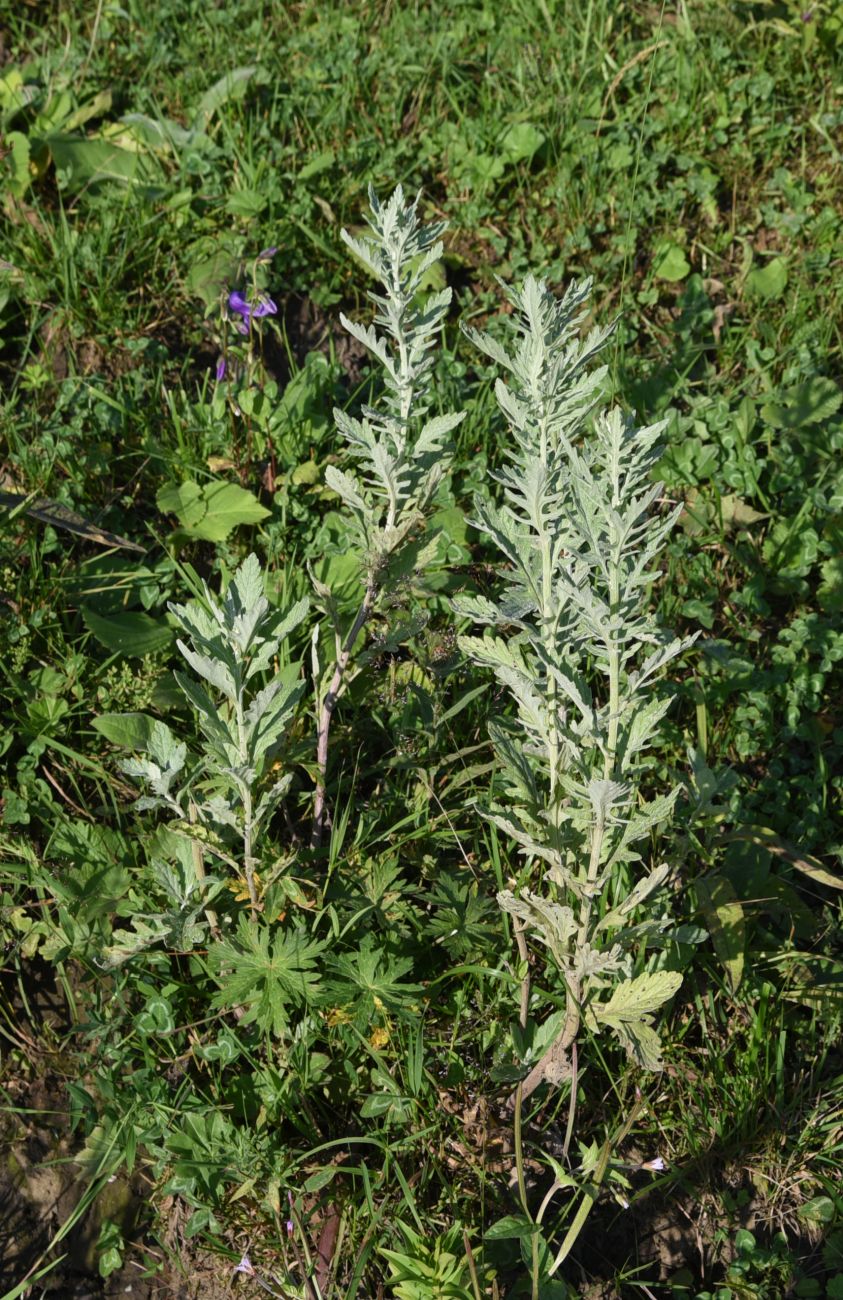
369, 1026, 390, 1050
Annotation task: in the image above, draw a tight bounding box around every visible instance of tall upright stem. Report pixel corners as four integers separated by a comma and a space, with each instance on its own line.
512, 919, 531, 1214
311, 582, 377, 850
234, 677, 258, 911
313, 230, 419, 851
604, 561, 621, 783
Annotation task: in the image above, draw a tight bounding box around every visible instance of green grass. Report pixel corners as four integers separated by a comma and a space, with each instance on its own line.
1, 1, 842, 1297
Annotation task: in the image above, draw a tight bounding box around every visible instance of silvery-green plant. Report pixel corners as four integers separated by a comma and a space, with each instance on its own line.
122, 553, 308, 911
312, 184, 465, 846
456, 276, 695, 1267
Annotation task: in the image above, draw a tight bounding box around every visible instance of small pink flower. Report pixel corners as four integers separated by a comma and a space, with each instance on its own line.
641, 1156, 666, 1172
234, 1253, 255, 1275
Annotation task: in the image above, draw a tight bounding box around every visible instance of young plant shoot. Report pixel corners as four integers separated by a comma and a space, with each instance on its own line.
312, 185, 465, 847
122, 554, 308, 912
456, 277, 695, 1262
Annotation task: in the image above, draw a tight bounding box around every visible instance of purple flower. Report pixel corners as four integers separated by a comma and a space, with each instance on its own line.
215, 356, 226, 382
228, 289, 278, 334
234, 1254, 255, 1275
257, 246, 278, 261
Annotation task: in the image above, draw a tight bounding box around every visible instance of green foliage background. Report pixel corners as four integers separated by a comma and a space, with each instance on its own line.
0, 1, 841, 1297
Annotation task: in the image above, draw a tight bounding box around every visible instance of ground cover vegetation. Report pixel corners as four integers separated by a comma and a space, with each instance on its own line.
0, 1, 841, 1297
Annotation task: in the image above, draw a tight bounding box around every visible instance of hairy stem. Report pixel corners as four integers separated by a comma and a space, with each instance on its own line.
234, 679, 258, 911
188, 798, 219, 936
242, 785, 256, 910
604, 560, 621, 782
513, 794, 608, 1107
513, 917, 530, 1216
311, 582, 377, 849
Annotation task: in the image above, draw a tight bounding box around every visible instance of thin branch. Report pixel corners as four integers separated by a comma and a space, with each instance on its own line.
311, 582, 377, 849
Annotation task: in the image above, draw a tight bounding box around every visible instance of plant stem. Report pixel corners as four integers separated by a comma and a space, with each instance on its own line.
604, 561, 621, 782
242, 785, 257, 910
547, 1096, 644, 1277
234, 679, 258, 911
311, 581, 377, 849
513, 918, 530, 1216
511, 981, 579, 1109
562, 1039, 578, 1161
463, 1230, 482, 1300
513, 802, 609, 1108
188, 798, 219, 936
604, 449, 623, 781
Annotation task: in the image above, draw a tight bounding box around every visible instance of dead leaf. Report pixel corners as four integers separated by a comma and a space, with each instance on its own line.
721, 826, 843, 891
0, 491, 145, 553
712, 302, 735, 343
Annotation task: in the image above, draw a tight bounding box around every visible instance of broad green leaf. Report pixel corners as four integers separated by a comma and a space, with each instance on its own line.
64, 89, 113, 132
193, 66, 264, 129
760, 376, 842, 429
501, 122, 546, 163
611, 1017, 666, 1071
719, 494, 767, 530
209, 919, 325, 1037
818, 557, 843, 613
780, 955, 843, 1009
484, 1214, 536, 1240
291, 459, 320, 485
598, 970, 682, 1022
119, 110, 191, 150
696, 874, 744, 993
654, 243, 691, 282
225, 187, 266, 219
185, 248, 240, 307
34, 88, 73, 132
156, 479, 269, 542
299, 148, 335, 179
797, 1197, 835, 1228
745, 256, 788, 300
302, 1167, 337, 1193
6, 130, 30, 197
762, 519, 818, 578
82, 608, 174, 657
157, 479, 204, 527
92, 712, 157, 749
0, 66, 30, 119
188, 482, 271, 541
46, 134, 143, 188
